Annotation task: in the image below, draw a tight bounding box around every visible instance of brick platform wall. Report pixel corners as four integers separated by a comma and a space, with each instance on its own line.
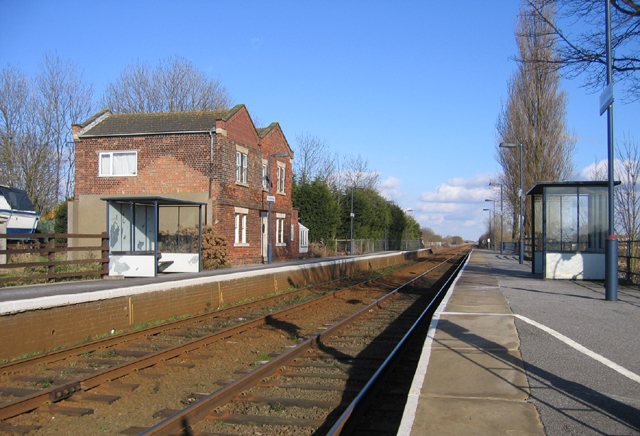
0, 250, 430, 361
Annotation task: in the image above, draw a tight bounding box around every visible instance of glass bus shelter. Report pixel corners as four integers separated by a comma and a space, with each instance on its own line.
528, 181, 614, 280
102, 196, 206, 277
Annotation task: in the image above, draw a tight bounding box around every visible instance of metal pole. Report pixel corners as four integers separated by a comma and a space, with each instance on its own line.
500, 185, 503, 255
489, 182, 504, 254
519, 144, 524, 264
350, 186, 354, 256
605, 0, 618, 300
268, 154, 273, 264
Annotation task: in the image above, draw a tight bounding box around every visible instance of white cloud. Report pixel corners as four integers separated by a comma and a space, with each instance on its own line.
379, 175, 405, 203
413, 173, 499, 240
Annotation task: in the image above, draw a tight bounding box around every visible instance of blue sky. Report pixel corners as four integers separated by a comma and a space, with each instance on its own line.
2, 1, 638, 241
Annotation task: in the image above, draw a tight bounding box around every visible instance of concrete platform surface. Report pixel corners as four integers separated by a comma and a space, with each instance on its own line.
399, 249, 640, 436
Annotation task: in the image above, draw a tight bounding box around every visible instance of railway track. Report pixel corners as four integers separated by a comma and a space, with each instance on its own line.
0, 248, 469, 435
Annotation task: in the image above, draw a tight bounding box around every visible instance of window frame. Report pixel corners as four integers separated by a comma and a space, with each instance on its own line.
234, 212, 249, 246
276, 162, 286, 194
98, 151, 138, 177
236, 151, 248, 184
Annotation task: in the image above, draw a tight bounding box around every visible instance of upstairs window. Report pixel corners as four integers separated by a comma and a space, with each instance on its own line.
277, 165, 286, 194
99, 151, 137, 176
262, 163, 268, 189
236, 151, 247, 183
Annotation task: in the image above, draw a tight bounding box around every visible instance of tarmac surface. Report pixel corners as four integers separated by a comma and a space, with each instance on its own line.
399, 249, 640, 436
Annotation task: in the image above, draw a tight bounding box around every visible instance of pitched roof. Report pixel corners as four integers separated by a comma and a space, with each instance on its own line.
78, 104, 245, 137
256, 122, 280, 139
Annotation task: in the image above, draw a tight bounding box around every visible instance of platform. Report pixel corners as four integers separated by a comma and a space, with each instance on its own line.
399, 249, 640, 436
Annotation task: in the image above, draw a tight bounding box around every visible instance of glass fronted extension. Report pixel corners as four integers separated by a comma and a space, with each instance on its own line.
528, 181, 612, 279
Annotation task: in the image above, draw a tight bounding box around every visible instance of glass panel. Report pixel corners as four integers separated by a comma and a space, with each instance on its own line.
100, 153, 111, 176
580, 186, 608, 252
113, 152, 136, 176
545, 187, 577, 252
533, 195, 543, 252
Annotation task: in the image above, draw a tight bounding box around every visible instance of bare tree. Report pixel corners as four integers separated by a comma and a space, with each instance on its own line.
615, 135, 640, 241
292, 133, 331, 184
525, 0, 640, 101
496, 0, 576, 240
102, 55, 233, 113
0, 65, 58, 213
35, 53, 94, 200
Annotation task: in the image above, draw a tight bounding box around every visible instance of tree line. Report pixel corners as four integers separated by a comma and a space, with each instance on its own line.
1, 54, 232, 215
291, 133, 423, 250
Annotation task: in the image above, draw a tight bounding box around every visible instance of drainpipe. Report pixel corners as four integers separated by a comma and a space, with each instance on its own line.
208, 129, 214, 202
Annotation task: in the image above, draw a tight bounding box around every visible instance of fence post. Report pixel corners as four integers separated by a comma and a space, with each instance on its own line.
101, 232, 110, 278
627, 241, 631, 283
47, 237, 56, 282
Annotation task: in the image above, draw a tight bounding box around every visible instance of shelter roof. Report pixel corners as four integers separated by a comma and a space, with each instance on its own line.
101, 196, 206, 207
526, 181, 618, 196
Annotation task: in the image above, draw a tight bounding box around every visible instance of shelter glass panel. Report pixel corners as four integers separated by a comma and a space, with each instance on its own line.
545, 186, 578, 253
533, 195, 543, 252
580, 186, 607, 252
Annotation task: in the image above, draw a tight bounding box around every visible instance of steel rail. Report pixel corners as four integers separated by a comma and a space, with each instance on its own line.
0, 259, 415, 376
0, 255, 443, 421
326, 250, 470, 435
138, 252, 463, 435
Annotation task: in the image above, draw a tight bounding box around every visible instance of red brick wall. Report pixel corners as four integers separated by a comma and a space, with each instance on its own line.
75, 134, 211, 196
0, 250, 431, 361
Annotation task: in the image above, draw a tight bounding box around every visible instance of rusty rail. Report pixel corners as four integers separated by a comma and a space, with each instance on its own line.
138, 252, 465, 435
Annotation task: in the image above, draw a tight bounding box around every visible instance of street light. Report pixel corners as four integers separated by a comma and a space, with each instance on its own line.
500, 142, 524, 264
489, 182, 504, 254
404, 208, 413, 251
483, 208, 492, 250
485, 199, 496, 251
268, 152, 290, 264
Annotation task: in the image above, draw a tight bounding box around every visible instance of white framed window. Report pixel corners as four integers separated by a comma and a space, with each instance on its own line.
276, 214, 286, 245
291, 224, 295, 242
276, 164, 286, 194
99, 151, 137, 176
262, 163, 268, 189
234, 212, 247, 245
236, 151, 247, 183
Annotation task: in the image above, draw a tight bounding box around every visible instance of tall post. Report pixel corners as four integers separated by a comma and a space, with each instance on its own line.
519, 144, 524, 264
490, 182, 504, 254
268, 154, 273, 264
604, 0, 618, 300
350, 186, 354, 256
484, 208, 492, 249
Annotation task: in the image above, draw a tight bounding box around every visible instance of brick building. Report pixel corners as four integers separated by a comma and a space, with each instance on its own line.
69, 104, 303, 265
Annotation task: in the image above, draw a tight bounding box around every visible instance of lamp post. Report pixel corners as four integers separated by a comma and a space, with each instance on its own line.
403, 208, 413, 250
485, 199, 496, 251
500, 142, 524, 264
268, 152, 290, 264
604, 0, 618, 301
483, 208, 492, 249
350, 186, 355, 255
489, 182, 504, 254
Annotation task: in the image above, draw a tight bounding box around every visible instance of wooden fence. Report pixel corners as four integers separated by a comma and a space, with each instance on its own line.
0, 233, 109, 286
